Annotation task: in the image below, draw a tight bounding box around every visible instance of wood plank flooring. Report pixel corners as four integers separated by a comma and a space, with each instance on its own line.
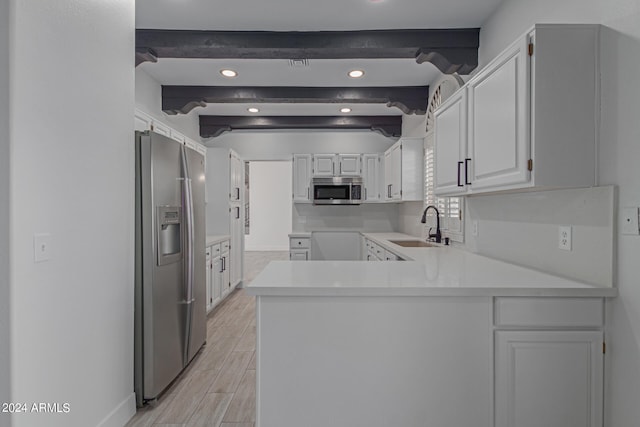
126, 251, 288, 427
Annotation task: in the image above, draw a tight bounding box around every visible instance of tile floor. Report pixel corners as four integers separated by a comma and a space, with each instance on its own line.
126, 251, 288, 427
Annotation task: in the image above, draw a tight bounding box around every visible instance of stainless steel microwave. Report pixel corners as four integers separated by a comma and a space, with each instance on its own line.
312, 177, 362, 205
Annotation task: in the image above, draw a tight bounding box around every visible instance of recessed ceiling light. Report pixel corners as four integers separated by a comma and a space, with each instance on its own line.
220, 69, 237, 78
348, 70, 365, 78
247, 107, 260, 113
340, 107, 352, 113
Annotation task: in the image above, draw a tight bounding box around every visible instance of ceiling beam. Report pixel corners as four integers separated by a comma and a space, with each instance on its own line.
163, 85, 429, 115
199, 115, 403, 138
136, 29, 479, 74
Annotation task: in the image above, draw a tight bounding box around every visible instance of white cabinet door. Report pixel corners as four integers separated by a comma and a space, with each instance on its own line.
229, 205, 242, 287
229, 152, 243, 202
384, 143, 402, 201
292, 154, 312, 202
135, 109, 153, 132
495, 330, 603, 427
434, 88, 468, 195
338, 154, 361, 175
313, 154, 335, 176
170, 129, 186, 144
290, 250, 309, 261
151, 120, 170, 137
467, 35, 530, 191
362, 154, 380, 202
212, 256, 222, 306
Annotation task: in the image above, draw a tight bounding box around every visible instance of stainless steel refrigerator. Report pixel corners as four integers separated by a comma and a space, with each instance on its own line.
134, 130, 206, 406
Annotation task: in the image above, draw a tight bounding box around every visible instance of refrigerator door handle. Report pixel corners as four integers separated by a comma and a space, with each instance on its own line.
180, 146, 195, 365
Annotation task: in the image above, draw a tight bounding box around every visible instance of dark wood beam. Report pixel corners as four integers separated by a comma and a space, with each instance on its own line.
136, 29, 479, 74
163, 85, 429, 115
200, 115, 402, 138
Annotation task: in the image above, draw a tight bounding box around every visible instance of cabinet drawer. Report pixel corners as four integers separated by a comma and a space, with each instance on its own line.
208, 243, 221, 256
495, 297, 603, 328
221, 240, 230, 253
290, 249, 309, 261
290, 238, 310, 249
384, 250, 402, 261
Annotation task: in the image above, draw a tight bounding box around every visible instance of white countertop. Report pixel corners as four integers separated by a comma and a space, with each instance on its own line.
206, 234, 230, 247
246, 232, 617, 298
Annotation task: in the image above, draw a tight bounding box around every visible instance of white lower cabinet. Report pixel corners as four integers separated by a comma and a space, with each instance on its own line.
494, 297, 604, 427
289, 236, 310, 261
206, 240, 229, 312
221, 240, 231, 297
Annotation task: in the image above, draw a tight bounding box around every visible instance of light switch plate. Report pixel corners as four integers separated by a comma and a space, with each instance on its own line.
558, 226, 572, 251
34, 233, 51, 262
621, 207, 640, 235
472, 221, 479, 237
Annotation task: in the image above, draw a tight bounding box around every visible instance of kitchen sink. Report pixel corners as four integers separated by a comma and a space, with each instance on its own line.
389, 240, 439, 248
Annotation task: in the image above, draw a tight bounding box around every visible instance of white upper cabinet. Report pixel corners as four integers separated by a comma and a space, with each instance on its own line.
434, 88, 468, 195
467, 34, 530, 191
313, 154, 361, 176
293, 154, 312, 202
435, 24, 599, 196
337, 154, 361, 175
135, 109, 153, 132
362, 154, 381, 202
313, 154, 335, 176
384, 138, 424, 202
229, 151, 243, 202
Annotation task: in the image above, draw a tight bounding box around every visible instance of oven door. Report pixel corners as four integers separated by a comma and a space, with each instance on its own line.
313, 184, 352, 204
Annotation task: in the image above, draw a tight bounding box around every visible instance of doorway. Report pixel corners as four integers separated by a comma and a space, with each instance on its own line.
244, 161, 292, 251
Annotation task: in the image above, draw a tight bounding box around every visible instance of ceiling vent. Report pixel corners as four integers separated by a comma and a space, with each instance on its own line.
288, 58, 309, 68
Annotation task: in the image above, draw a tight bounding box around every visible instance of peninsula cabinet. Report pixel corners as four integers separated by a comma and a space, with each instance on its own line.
435, 24, 600, 196
494, 297, 604, 427
292, 154, 312, 202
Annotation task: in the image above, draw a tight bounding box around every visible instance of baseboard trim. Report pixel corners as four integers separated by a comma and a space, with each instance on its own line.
97, 392, 136, 427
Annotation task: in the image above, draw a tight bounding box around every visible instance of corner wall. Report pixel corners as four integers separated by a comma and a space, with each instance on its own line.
0, 1, 11, 425
9, 1, 136, 426
478, 2, 640, 425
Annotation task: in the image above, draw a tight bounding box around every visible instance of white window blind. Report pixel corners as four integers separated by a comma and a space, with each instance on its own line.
424, 131, 464, 243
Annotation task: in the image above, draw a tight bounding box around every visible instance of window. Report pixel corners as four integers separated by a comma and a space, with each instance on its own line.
424, 76, 465, 243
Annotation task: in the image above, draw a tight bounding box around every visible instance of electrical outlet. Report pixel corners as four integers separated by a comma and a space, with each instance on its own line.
472, 221, 479, 237
621, 207, 640, 235
558, 226, 572, 251
34, 233, 51, 262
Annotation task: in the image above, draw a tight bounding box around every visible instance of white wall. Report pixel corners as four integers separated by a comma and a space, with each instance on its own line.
0, 1, 11, 425
8, 1, 136, 426
207, 130, 397, 160
135, 68, 201, 142
245, 162, 292, 251
477, 2, 640, 426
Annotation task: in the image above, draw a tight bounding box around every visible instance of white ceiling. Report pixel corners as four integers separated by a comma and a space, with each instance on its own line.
135, 0, 502, 117
136, 0, 503, 31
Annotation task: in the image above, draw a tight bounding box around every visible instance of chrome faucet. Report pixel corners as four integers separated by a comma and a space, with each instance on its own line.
421, 205, 442, 243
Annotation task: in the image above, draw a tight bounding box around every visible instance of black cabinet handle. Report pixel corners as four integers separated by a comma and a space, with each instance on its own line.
465, 158, 471, 185
457, 161, 464, 187
236, 207, 240, 219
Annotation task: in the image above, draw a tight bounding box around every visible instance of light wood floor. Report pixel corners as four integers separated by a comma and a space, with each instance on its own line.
126, 251, 288, 427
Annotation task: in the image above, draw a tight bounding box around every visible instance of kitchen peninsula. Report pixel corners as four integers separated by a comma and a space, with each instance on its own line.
246, 233, 616, 427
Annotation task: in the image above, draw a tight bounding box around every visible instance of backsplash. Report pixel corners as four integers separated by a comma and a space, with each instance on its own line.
463, 186, 615, 287
398, 201, 426, 239
292, 203, 399, 232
